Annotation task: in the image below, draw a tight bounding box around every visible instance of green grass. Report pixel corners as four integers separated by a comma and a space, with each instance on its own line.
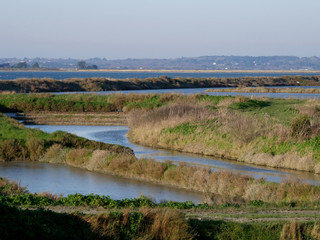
232, 98, 304, 125
190, 220, 284, 240
229, 99, 271, 111
196, 95, 232, 105
164, 122, 198, 135
0, 113, 133, 161
0, 114, 50, 140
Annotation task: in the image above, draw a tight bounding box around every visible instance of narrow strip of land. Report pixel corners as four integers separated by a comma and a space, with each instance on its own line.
1, 75, 320, 93
206, 87, 320, 94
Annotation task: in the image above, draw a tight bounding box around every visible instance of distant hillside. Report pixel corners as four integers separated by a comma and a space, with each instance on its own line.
1, 56, 320, 70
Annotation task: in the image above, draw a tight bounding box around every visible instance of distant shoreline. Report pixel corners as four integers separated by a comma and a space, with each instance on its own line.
1, 69, 320, 74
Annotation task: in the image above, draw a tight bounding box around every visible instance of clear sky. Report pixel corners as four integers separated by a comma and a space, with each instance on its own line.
1, 0, 319, 59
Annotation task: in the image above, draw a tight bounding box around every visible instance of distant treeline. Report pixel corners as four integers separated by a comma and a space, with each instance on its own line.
1, 75, 320, 93
0, 61, 58, 71
2, 56, 320, 70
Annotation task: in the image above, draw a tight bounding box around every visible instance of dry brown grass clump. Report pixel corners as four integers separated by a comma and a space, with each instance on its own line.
217, 109, 268, 144
207, 87, 320, 94
128, 103, 215, 128
83, 208, 195, 240
280, 220, 320, 240
40, 144, 67, 163
0, 177, 28, 196
66, 148, 91, 167
26, 138, 45, 161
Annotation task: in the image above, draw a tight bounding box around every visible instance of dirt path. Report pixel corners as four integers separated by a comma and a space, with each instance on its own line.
23, 206, 320, 223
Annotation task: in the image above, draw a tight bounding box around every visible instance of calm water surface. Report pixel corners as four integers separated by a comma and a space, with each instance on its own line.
0, 161, 202, 203
1, 124, 320, 202
64, 87, 320, 99
26, 125, 320, 185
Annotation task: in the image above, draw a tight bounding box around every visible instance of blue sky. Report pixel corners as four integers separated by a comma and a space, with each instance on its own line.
1, 0, 319, 59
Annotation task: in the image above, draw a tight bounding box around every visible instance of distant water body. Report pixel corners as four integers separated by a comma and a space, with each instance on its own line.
0, 71, 319, 80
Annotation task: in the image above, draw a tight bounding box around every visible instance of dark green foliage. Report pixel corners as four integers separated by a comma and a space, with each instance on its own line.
31, 62, 40, 68
190, 220, 283, 240
77, 61, 87, 69
229, 99, 271, 111
249, 200, 265, 207
0, 203, 98, 240
0, 194, 203, 209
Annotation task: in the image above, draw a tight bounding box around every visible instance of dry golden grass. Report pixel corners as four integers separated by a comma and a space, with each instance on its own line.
127, 103, 215, 129
281, 220, 320, 240
82, 208, 195, 240
0, 177, 28, 195
65, 148, 91, 167
40, 144, 67, 164
207, 87, 320, 94
39, 146, 320, 203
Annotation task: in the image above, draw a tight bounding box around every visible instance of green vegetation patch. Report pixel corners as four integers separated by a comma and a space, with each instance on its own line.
190, 220, 283, 240
163, 122, 198, 135
229, 99, 271, 111
196, 95, 233, 105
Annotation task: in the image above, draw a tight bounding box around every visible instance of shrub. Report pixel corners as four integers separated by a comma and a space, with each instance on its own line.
66, 149, 91, 166
26, 138, 45, 161
290, 115, 312, 140
0, 139, 25, 161
41, 144, 66, 163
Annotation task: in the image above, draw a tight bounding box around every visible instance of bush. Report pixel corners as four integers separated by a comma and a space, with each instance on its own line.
26, 138, 45, 161
66, 149, 91, 166
0, 139, 25, 161
290, 115, 311, 140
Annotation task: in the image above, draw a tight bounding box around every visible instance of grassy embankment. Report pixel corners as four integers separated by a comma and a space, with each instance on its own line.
1, 111, 320, 204
1, 92, 320, 173
1, 178, 320, 240
126, 95, 320, 174
1, 75, 320, 93
207, 86, 320, 94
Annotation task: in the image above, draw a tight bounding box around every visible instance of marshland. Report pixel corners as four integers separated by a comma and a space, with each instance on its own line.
1, 82, 320, 239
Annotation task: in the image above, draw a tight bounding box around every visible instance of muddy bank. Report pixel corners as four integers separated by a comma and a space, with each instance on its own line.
1, 75, 320, 93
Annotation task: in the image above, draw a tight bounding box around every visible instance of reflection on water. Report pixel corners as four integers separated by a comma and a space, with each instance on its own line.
28, 125, 320, 185
0, 162, 202, 203
1, 124, 319, 201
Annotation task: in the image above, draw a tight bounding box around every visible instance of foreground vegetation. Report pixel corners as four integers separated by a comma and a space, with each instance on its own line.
1, 75, 320, 93
1, 92, 320, 238
207, 86, 320, 94
6, 203, 319, 240
1, 178, 320, 240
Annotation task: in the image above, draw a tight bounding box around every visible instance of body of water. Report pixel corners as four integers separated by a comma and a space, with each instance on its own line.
0, 161, 202, 203
0, 71, 319, 80
55, 87, 320, 99
1, 124, 319, 202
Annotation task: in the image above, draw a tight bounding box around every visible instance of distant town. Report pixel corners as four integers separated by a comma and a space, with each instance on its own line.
1, 56, 320, 71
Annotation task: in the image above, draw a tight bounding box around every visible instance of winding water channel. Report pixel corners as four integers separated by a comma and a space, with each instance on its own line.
1, 87, 320, 202
1, 124, 319, 203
